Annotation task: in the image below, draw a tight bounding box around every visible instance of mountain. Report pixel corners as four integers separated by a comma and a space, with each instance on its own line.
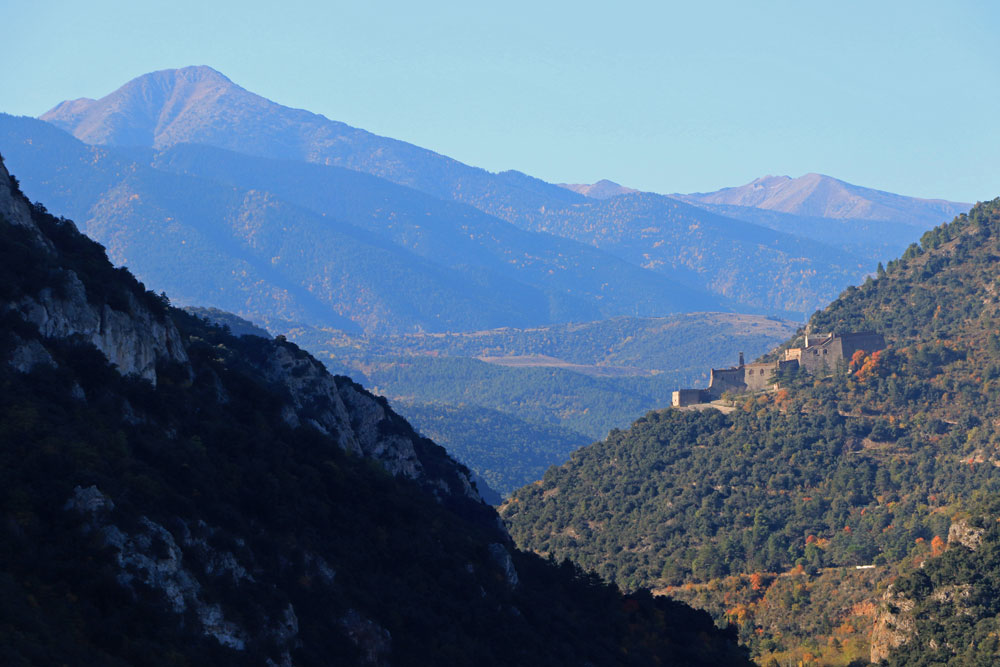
501, 198, 1000, 663
41, 66, 585, 208
0, 156, 756, 664
37, 66, 888, 317
558, 179, 638, 199
676, 173, 970, 227
392, 402, 590, 500
1, 113, 722, 334
675, 174, 972, 269
490, 191, 871, 316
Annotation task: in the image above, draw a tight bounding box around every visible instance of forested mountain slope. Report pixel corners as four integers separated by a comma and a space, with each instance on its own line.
869, 499, 1000, 665
0, 157, 753, 665
502, 198, 1000, 662
491, 191, 868, 315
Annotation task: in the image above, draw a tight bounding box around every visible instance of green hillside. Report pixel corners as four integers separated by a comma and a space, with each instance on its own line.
874, 499, 1000, 665
393, 402, 590, 499
502, 198, 1000, 663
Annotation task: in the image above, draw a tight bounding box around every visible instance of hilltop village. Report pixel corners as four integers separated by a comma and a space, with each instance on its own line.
672, 331, 886, 407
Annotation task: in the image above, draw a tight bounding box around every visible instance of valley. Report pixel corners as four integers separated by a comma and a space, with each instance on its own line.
1, 52, 992, 665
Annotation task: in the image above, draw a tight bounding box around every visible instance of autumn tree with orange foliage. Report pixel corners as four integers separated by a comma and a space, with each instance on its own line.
851, 349, 884, 383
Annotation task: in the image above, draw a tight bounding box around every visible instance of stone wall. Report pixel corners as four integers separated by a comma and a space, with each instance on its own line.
672, 389, 707, 407
708, 366, 746, 398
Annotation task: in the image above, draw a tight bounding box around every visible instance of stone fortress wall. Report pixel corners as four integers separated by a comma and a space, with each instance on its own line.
673, 332, 886, 407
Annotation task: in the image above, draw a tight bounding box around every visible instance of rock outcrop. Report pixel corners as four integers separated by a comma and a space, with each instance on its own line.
870, 517, 987, 663
1, 157, 188, 384
65, 485, 299, 663
948, 518, 986, 550
14, 275, 188, 383
242, 337, 481, 502
870, 585, 917, 663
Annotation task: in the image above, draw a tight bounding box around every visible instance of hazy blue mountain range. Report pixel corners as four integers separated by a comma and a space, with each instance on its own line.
33, 65, 924, 318
492, 191, 870, 315
41, 66, 586, 210
685, 202, 927, 263
677, 173, 969, 224
675, 173, 971, 263
566, 173, 971, 267
1, 113, 720, 333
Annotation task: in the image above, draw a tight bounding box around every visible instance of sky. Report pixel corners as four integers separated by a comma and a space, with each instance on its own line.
2, 0, 997, 202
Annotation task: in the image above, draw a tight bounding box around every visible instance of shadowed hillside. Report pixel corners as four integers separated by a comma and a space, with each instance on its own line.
0, 155, 753, 665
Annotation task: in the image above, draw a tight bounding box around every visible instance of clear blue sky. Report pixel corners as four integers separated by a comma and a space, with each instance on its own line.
2, 0, 997, 202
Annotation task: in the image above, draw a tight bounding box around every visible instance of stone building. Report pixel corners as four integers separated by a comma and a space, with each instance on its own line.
671, 331, 885, 407
783, 331, 885, 374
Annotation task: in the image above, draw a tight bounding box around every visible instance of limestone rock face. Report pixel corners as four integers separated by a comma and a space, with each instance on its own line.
2, 151, 482, 504
15, 275, 188, 383
948, 519, 986, 550
252, 341, 482, 502
488, 542, 520, 589
2, 158, 188, 385
340, 608, 392, 667
65, 485, 299, 661
870, 585, 917, 663
8, 336, 56, 373
869, 518, 983, 663
0, 159, 35, 230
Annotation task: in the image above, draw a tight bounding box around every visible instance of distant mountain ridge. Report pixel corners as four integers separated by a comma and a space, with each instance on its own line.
36, 65, 906, 318
676, 173, 969, 227
2, 113, 721, 333
41, 66, 586, 209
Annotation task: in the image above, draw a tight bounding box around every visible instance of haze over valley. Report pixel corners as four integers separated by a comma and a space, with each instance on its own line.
3, 66, 972, 504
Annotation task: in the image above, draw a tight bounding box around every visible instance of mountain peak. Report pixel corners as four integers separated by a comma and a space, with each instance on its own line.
677, 173, 970, 227
40, 66, 264, 150
557, 179, 638, 200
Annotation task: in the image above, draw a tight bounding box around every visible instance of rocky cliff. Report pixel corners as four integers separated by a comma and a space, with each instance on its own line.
869, 517, 991, 664
0, 153, 479, 500
1, 158, 188, 384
